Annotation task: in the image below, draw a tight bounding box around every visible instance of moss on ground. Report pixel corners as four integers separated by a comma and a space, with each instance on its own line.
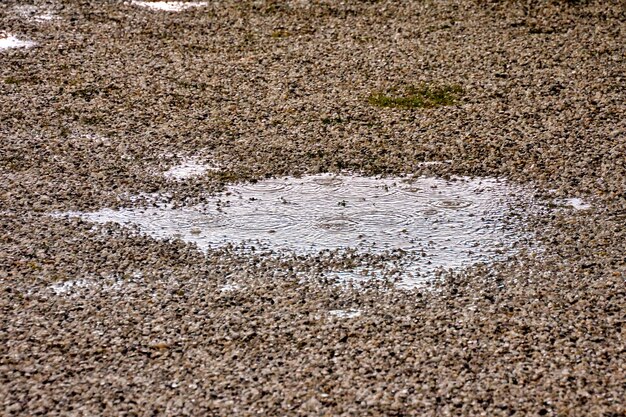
368, 84, 464, 109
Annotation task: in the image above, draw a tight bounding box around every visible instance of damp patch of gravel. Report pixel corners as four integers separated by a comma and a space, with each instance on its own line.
1, 0, 625, 415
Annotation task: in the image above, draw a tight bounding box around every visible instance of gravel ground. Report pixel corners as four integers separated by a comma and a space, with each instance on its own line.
1, 0, 625, 415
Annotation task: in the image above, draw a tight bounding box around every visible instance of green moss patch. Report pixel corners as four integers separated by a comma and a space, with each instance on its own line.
368, 83, 464, 109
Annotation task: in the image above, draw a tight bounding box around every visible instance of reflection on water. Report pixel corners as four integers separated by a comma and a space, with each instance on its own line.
62, 174, 534, 287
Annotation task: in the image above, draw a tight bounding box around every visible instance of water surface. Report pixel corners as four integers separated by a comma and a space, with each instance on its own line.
62, 174, 534, 287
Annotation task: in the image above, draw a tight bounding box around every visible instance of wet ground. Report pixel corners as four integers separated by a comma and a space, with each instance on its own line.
1, 0, 625, 415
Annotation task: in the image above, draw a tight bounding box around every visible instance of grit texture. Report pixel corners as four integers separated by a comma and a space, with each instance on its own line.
1, 0, 625, 415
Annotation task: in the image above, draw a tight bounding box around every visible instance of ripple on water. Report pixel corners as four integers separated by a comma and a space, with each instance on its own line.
311, 175, 344, 187
356, 210, 414, 228
430, 199, 473, 209
421, 208, 439, 216
233, 212, 298, 232
315, 216, 359, 232
240, 179, 293, 194
61, 174, 536, 287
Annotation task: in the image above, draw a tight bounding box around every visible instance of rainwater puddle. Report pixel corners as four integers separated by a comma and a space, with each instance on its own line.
129, 1, 208, 11
164, 160, 216, 180
47, 273, 143, 296
219, 283, 243, 292
559, 198, 591, 211
14, 5, 57, 22
0, 34, 35, 50
60, 174, 536, 288
546, 190, 592, 211
33, 13, 56, 22
329, 309, 362, 319
48, 278, 123, 296
50, 279, 92, 295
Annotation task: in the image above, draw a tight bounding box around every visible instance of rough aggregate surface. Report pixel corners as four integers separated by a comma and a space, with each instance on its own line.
1, 0, 625, 415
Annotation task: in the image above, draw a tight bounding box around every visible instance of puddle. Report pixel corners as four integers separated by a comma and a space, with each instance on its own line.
219, 283, 243, 292
14, 5, 57, 22
59, 174, 536, 287
164, 160, 216, 180
329, 309, 362, 319
560, 198, 591, 211
0, 34, 36, 50
50, 279, 92, 295
47, 272, 143, 296
129, 1, 208, 11
546, 190, 592, 211
33, 13, 56, 22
